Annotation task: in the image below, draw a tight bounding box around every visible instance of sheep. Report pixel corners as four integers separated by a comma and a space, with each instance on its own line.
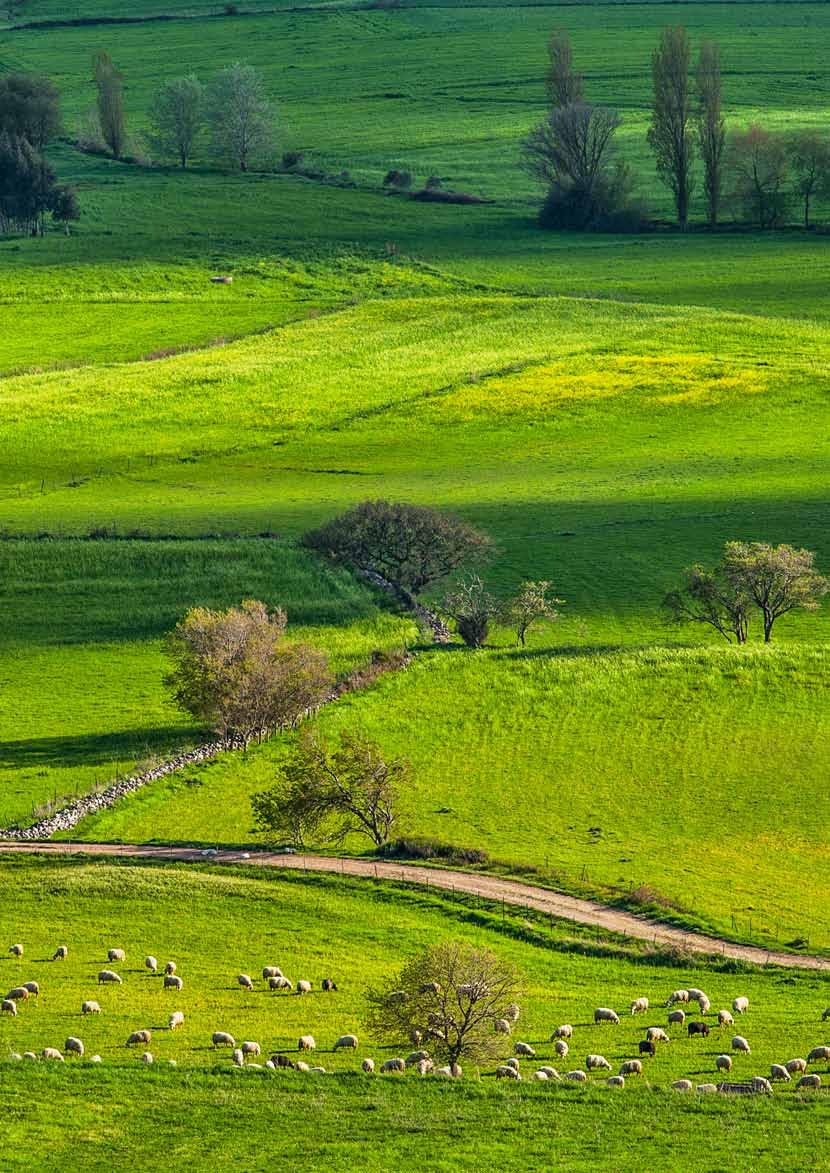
145, 956, 158, 974
553, 1024, 573, 1040
785, 1057, 807, 1074
126, 1030, 152, 1047
607, 1075, 625, 1088
361, 1058, 375, 1074
416, 1059, 434, 1076
89, 1055, 103, 1064
309, 1066, 327, 1074
1, 999, 17, 1016
594, 1008, 620, 1025
666, 990, 690, 1005
697, 1083, 718, 1093
494, 1019, 512, 1035
212, 1032, 235, 1048
716, 1055, 732, 1073
334, 1035, 359, 1051
241, 1041, 261, 1057
298, 1035, 316, 1052
565, 1069, 587, 1082
532, 1070, 549, 1081
639, 1040, 656, 1058
647, 1027, 670, 1044
687, 988, 708, 1003
406, 1050, 430, 1066
168, 1011, 184, 1031
269, 976, 293, 992
630, 997, 649, 1016
262, 966, 283, 980
751, 1076, 773, 1095
504, 1003, 520, 1024
52, 946, 68, 961
672, 1080, 693, 1092
271, 1054, 295, 1069
717, 1010, 734, 1028
82, 1001, 102, 1016
381, 1057, 406, 1073
232, 1049, 245, 1068
164, 962, 176, 976
697, 996, 711, 1016
22, 1052, 36, 1061
539, 1066, 561, 1080
141, 1052, 153, 1065
7, 987, 29, 1001
688, 1021, 710, 1038
65, 1037, 84, 1057
42, 1048, 64, 1061
667, 1009, 686, 1027
238, 974, 254, 991
321, 976, 336, 992
167, 1060, 177, 1067
434, 1066, 454, 1078
554, 1040, 568, 1058
505, 1058, 520, 1071
496, 1065, 520, 1080
419, 981, 441, 996
296, 980, 312, 996
108, 948, 126, 963
620, 1060, 643, 1076
732, 1036, 751, 1054
514, 1042, 536, 1058
265, 1060, 276, 1070
296, 1061, 310, 1073
807, 1046, 830, 1062
796, 1074, 821, 1090
23, 982, 39, 997
586, 1054, 611, 1071
732, 996, 749, 1015
8, 945, 23, 958
164, 975, 183, 991
97, 970, 122, 985
770, 1064, 791, 1082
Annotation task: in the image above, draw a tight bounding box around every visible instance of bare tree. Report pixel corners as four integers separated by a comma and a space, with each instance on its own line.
663, 564, 750, 644
164, 600, 332, 747
206, 62, 275, 172
729, 124, 788, 228
93, 51, 126, 159
149, 75, 204, 168
524, 103, 621, 192
503, 580, 563, 647
648, 26, 694, 229
364, 941, 522, 1070
722, 541, 828, 642
788, 130, 830, 229
546, 30, 583, 108
696, 41, 725, 227
441, 574, 498, 648
251, 729, 408, 848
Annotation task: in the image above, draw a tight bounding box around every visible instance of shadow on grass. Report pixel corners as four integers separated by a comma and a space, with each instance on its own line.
0, 725, 200, 770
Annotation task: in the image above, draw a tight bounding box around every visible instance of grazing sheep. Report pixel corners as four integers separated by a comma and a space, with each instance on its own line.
212, 1032, 235, 1048
751, 1076, 773, 1095
381, 1057, 406, 1073
232, 1049, 245, 1068
334, 1035, 359, 1051
717, 1010, 734, 1028
7, 987, 29, 1001
732, 1036, 751, 1054
630, 997, 649, 1016
52, 946, 68, 961
716, 1055, 733, 1073
639, 1040, 656, 1058
607, 1075, 625, 1088
647, 1028, 670, 1044
164, 975, 183, 991
620, 1060, 643, 1076
672, 1080, 693, 1092
796, 1074, 821, 1090
504, 1003, 520, 1024
807, 1046, 830, 1062
496, 1065, 520, 1080
296, 980, 312, 996
23, 982, 39, 997
505, 1058, 520, 1071
565, 1070, 588, 1082
164, 962, 176, 976
262, 966, 282, 980
416, 1059, 434, 1076
553, 1024, 573, 1040
241, 1041, 261, 1057
42, 1048, 63, 1061
732, 997, 749, 1015
594, 1008, 620, 1025
688, 1021, 710, 1038
1, 999, 17, 1016
298, 1035, 316, 1052
667, 1009, 686, 1027
65, 1037, 84, 1057
361, 1058, 375, 1074
532, 1070, 549, 1081
770, 1064, 791, 1082
514, 1042, 536, 1058
269, 976, 293, 991
697, 1084, 718, 1093
126, 1030, 152, 1047
8, 945, 23, 958
295, 1061, 310, 1073
265, 1061, 276, 1070
271, 1054, 295, 1069
586, 1054, 611, 1071
554, 1040, 568, 1058
434, 1066, 454, 1078
539, 1067, 561, 1081
494, 1019, 512, 1035
785, 1058, 807, 1074
141, 1052, 153, 1065
406, 1050, 430, 1066
168, 1011, 184, 1031
418, 982, 441, 996
238, 974, 254, 991
697, 996, 711, 1015
82, 1001, 101, 1016
108, 948, 126, 963
666, 990, 690, 1006
97, 970, 122, 985
145, 956, 158, 974
687, 988, 708, 1003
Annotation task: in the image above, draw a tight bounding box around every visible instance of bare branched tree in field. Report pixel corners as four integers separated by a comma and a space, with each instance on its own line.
722, 541, 828, 642
93, 51, 126, 159
696, 41, 725, 227
149, 75, 204, 168
546, 30, 584, 108
663, 564, 750, 643
503, 580, 563, 646
365, 941, 521, 1071
648, 26, 694, 229
788, 130, 830, 230
441, 574, 498, 647
729, 124, 788, 229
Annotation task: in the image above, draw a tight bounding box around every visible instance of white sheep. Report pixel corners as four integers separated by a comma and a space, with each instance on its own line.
8, 945, 23, 958
666, 990, 690, 1005
295, 1061, 310, 1073
90, 1055, 102, 1064
298, 1035, 316, 1052
238, 974, 254, 991
164, 975, 183, 991
646, 1027, 670, 1044
141, 1052, 153, 1065
265, 1060, 276, 1070
97, 970, 122, 985
806, 1046, 830, 1062
82, 1001, 101, 1015
65, 1037, 84, 1057
434, 1066, 454, 1078
552, 1024, 573, 1039
697, 1083, 718, 1093
532, 1070, 549, 1081
361, 1058, 375, 1074
108, 948, 126, 963
554, 1039, 568, 1058
732, 996, 749, 1015
751, 1076, 773, 1095
241, 1041, 261, 1057
717, 1010, 734, 1028
232, 1049, 245, 1068
505, 1058, 519, 1071
164, 962, 176, 975
334, 1035, 359, 1051
514, 1042, 536, 1057
494, 1019, 512, 1035
296, 980, 312, 996
539, 1066, 560, 1080
672, 1079, 693, 1092
594, 1008, 620, 1025
586, 1054, 611, 1071
565, 1069, 587, 1082
1, 1000, 17, 1016
309, 1066, 326, 1074
785, 1057, 807, 1074
697, 995, 711, 1015
262, 966, 283, 980
22, 1052, 37, 1061
496, 1065, 520, 1080
145, 956, 158, 974
716, 1054, 732, 1073
770, 1064, 791, 1081
270, 976, 293, 992
42, 1048, 63, 1061
381, 1057, 406, 1073
504, 1003, 520, 1024
212, 1031, 235, 1048
416, 1059, 433, 1076
168, 1011, 184, 1031
630, 997, 649, 1016
406, 1050, 430, 1066
126, 1030, 152, 1047
607, 1075, 625, 1088
732, 1036, 751, 1054
796, 1074, 821, 1090
668, 1009, 686, 1026
52, 946, 68, 961
619, 1060, 643, 1076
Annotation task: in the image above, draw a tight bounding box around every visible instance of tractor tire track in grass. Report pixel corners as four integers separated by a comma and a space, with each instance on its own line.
0, 840, 826, 972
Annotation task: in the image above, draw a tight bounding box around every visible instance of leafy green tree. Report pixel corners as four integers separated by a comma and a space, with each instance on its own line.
663, 563, 750, 643
648, 26, 694, 229
788, 130, 830, 229
696, 41, 725, 227
0, 72, 61, 150
503, 580, 563, 646
546, 30, 583, 108
149, 75, 204, 168
722, 541, 828, 642
206, 63, 275, 172
93, 51, 127, 159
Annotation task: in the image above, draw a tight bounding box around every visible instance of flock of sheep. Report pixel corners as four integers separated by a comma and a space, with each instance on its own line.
4, 943, 830, 1094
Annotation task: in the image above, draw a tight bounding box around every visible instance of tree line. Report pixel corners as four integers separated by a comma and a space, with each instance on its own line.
524, 27, 830, 231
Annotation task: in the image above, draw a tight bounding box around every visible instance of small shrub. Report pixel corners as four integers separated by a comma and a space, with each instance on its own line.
281, 150, 304, 170
410, 188, 488, 205
425, 174, 442, 190
383, 169, 411, 190
381, 836, 489, 866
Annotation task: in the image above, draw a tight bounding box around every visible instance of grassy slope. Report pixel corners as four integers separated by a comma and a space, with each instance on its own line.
1, 857, 829, 1172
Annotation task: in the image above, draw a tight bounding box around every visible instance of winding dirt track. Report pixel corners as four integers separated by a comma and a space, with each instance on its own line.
1, 840, 826, 971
